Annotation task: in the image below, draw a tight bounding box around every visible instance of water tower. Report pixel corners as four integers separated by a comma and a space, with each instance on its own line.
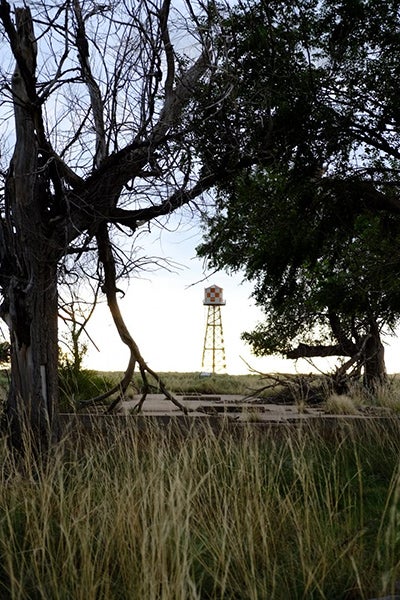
201, 284, 226, 373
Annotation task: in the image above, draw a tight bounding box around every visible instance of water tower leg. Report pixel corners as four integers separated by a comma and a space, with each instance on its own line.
201, 305, 226, 373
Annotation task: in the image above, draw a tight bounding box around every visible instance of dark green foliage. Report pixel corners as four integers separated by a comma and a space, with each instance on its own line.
193, 0, 400, 379
199, 168, 400, 358
58, 359, 115, 411
190, 0, 334, 178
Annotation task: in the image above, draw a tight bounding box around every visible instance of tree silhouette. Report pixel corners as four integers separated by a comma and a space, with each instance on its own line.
0, 0, 233, 454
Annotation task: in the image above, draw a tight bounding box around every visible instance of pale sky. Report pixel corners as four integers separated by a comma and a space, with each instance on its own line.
78, 218, 400, 376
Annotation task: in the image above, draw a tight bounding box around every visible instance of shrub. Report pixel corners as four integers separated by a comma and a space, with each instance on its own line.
58, 364, 115, 410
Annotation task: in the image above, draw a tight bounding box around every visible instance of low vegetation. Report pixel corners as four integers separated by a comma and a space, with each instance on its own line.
5, 368, 400, 414
117, 371, 275, 397
58, 366, 116, 411
106, 371, 400, 414
0, 419, 400, 599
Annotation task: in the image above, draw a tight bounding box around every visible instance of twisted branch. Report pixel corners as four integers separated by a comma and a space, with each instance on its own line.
79, 222, 187, 414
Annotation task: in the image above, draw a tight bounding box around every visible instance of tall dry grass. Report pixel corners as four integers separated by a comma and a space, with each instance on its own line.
0, 419, 399, 598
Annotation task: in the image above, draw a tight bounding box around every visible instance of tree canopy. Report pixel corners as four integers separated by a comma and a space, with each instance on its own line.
194, 0, 400, 385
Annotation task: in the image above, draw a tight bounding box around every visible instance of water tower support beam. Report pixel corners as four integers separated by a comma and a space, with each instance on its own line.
202, 305, 226, 373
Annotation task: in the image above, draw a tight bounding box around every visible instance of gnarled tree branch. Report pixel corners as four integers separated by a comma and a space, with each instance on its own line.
79, 222, 188, 414
286, 343, 352, 359
73, 0, 106, 169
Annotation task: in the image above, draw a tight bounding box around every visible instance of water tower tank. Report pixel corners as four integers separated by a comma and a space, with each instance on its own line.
203, 284, 226, 306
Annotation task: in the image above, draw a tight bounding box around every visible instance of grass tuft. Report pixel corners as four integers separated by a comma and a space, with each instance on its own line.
325, 393, 360, 415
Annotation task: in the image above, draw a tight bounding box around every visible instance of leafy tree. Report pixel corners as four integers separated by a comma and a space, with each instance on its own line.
193, 0, 400, 386
0, 0, 257, 454
199, 169, 400, 386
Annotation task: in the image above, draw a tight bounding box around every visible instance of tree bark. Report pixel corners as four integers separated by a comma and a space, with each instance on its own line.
286, 342, 351, 359
5, 263, 59, 455
1, 6, 60, 454
362, 320, 387, 389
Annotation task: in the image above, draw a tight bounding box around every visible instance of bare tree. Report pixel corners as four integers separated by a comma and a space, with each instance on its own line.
0, 0, 226, 454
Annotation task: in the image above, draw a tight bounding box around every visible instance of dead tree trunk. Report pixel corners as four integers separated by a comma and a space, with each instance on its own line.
5, 262, 59, 454
0, 6, 60, 454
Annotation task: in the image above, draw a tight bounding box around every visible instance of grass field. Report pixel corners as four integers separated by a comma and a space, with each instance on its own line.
0, 418, 400, 598
1, 371, 400, 598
